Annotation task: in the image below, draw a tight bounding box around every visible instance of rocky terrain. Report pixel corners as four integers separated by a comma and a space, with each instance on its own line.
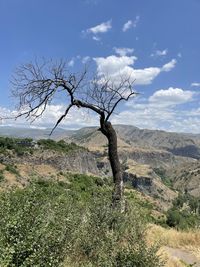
0, 124, 199, 209
172, 161, 200, 197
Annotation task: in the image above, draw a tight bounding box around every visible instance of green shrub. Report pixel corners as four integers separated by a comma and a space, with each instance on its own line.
37, 139, 83, 153
166, 208, 200, 229
0, 178, 163, 267
68, 173, 108, 203
166, 209, 182, 228
5, 164, 20, 176
68, 194, 162, 267
0, 181, 82, 267
173, 193, 200, 214
0, 137, 33, 155
0, 170, 4, 182
153, 167, 173, 188
165, 192, 200, 230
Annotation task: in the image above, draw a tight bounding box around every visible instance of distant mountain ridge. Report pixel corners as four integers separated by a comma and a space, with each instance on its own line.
0, 124, 200, 159
65, 125, 200, 160
0, 126, 72, 140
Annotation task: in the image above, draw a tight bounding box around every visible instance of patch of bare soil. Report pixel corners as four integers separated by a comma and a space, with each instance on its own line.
164, 246, 200, 267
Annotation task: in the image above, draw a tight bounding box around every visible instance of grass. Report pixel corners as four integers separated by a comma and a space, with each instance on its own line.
64, 216, 199, 267
5, 164, 20, 176
161, 251, 187, 267
147, 224, 200, 262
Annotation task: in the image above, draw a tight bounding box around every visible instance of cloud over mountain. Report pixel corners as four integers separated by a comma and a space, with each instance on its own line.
94, 55, 177, 85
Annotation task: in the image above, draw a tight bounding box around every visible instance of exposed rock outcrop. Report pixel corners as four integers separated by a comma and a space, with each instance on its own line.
0, 149, 100, 176
123, 160, 177, 210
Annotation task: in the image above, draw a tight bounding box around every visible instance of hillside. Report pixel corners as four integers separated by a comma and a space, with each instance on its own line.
0, 132, 199, 266
1, 125, 200, 159
0, 126, 72, 140
65, 125, 200, 159
172, 161, 200, 197
0, 125, 200, 206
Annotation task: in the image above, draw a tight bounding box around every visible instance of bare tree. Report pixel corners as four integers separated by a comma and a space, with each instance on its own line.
11, 59, 136, 210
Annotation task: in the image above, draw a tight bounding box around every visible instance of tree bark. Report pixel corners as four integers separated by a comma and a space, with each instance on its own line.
100, 120, 124, 210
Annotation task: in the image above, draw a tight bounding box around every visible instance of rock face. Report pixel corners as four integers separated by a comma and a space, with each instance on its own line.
172, 161, 200, 197
63, 125, 200, 199
119, 147, 175, 168
122, 160, 177, 210
0, 149, 100, 176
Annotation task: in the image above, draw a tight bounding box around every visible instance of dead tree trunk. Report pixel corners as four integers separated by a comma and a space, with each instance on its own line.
100, 118, 124, 210
11, 60, 136, 211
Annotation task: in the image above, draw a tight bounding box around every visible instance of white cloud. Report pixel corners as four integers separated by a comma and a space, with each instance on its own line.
86, 20, 112, 34
162, 59, 177, 72
122, 20, 132, 32
113, 47, 134, 56
82, 56, 90, 64
111, 87, 199, 133
68, 58, 75, 67
149, 87, 194, 106
94, 55, 176, 85
191, 82, 200, 87
94, 55, 137, 75
0, 104, 99, 129
0, 86, 199, 133
122, 16, 140, 32
82, 20, 112, 41
92, 36, 101, 41
112, 107, 200, 134
151, 49, 168, 57
133, 15, 140, 27
168, 117, 200, 133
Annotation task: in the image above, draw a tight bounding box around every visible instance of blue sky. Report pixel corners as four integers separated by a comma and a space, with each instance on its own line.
0, 0, 200, 132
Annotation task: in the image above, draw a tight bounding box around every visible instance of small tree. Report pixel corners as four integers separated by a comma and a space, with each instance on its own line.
11, 59, 136, 210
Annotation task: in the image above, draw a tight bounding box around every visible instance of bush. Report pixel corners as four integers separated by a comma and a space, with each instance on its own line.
0, 181, 81, 267
5, 164, 20, 176
166, 192, 200, 230
153, 167, 173, 188
37, 139, 83, 153
0, 178, 163, 267
166, 208, 200, 229
0, 170, 4, 182
166, 209, 182, 228
0, 137, 34, 156
68, 192, 162, 267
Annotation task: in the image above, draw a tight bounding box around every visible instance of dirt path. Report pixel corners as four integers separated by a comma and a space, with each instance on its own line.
164, 246, 200, 266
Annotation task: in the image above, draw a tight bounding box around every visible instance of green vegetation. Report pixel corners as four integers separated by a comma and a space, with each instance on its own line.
0, 164, 20, 181
166, 193, 200, 230
153, 167, 173, 188
0, 175, 162, 267
0, 170, 4, 182
0, 137, 34, 156
37, 139, 83, 153
5, 164, 20, 176
0, 136, 83, 156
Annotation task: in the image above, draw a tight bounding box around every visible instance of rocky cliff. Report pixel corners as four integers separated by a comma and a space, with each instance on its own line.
0, 149, 99, 176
